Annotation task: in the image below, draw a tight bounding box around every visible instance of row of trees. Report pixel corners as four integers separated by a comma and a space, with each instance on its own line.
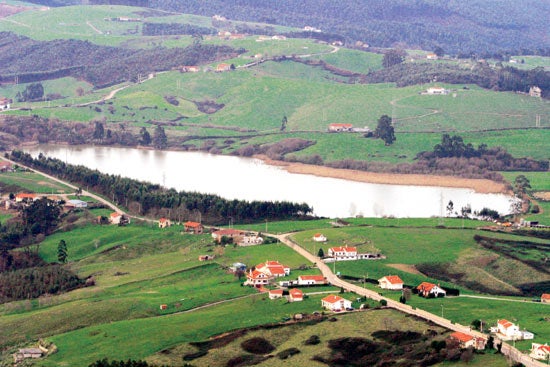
9, 151, 313, 224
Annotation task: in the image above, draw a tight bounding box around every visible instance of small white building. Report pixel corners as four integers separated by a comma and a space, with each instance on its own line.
497, 319, 521, 339
328, 246, 357, 260
321, 295, 351, 311
378, 275, 404, 290
13, 348, 43, 363
425, 87, 449, 95
312, 233, 327, 242
530, 343, 550, 361
268, 289, 284, 299
297, 275, 327, 286
416, 282, 446, 297
0, 97, 12, 110
66, 199, 87, 208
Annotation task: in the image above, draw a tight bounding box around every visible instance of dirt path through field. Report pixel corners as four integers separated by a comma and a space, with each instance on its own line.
259, 157, 508, 194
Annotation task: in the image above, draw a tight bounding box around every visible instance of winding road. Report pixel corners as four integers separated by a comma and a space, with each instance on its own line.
274, 233, 547, 367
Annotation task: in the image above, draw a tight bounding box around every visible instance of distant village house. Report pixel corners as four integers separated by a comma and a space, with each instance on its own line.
328, 123, 353, 132
378, 275, 404, 290
158, 217, 172, 228
212, 228, 245, 243
416, 282, 446, 297
184, 221, 203, 234
529, 86, 542, 98
423, 87, 449, 95
15, 193, 37, 203
321, 295, 351, 311
288, 288, 303, 302
312, 233, 327, 242
449, 331, 486, 350
13, 348, 43, 363
0, 97, 12, 110
541, 293, 550, 303
530, 343, 550, 361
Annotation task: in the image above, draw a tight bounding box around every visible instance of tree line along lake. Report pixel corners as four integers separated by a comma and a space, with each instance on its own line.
24, 145, 516, 219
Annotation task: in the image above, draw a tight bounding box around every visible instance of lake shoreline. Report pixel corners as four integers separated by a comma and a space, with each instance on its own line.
257, 155, 509, 194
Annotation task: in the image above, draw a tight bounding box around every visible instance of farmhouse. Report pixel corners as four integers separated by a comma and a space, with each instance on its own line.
216, 63, 232, 72
449, 332, 486, 350
269, 289, 284, 299
328, 246, 357, 260
241, 234, 263, 245
158, 217, 171, 228
426, 53, 438, 60
288, 288, 303, 302
321, 295, 351, 311
297, 275, 327, 286
424, 87, 449, 95
378, 275, 404, 290
416, 282, 446, 297
212, 228, 244, 243
328, 123, 353, 132
109, 212, 130, 225
0, 161, 13, 172
529, 86, 542, 98
255, 260, 290, 277
229, 262, 247, 273
180, 66, 200, 73
198, 255, 214, 261
13, 348, 43, 363
184, 221, 203, 234
312, 233, 327, 242
0, 97, 12, 110
541, 293, 550, 303
15, 193, 37, 203
530, 343, 550, 360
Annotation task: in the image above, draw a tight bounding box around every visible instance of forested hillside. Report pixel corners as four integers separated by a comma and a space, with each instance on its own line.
23, 0, 550, 54
0, 32, 242, 87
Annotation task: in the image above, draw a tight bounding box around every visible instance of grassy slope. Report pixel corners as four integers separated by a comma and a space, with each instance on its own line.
0, 170, 73, 193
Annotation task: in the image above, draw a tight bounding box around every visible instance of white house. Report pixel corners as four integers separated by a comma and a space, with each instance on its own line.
497, 319, 521, 339
416, 282, 446, 297
158, 217, 171, 228
328, 123, 353, 132
541, 293, 550, 303
268, 289, 284, 300
426, 53, 438, 60
378, 275, 404, 290
530, 343, 550, 361
321, 295, 351, 311
244, 269, 271, 287
0, 97, 12, 110
241, 235, 264, 245
328, 246, 357, 260
425, 87, 449, 95
66, 199, 88, 208
450, 332, 486, 350
312, 233, 327, 242
297, 275, 327, 286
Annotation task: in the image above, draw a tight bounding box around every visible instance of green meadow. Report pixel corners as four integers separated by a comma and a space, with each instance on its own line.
0, 170, 73, 193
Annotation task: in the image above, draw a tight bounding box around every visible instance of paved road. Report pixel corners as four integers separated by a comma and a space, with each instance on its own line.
274, 233, 547, 367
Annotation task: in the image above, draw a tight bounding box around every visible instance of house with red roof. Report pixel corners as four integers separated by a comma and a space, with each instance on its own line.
321, 295, 351, 311
110, 212, 122, 224
0, 161, 13, 172
496, 319, 520, 339
541, 293, 550, 303
255, 260, 290, 277
328, 246, 357, 260
297, 275, 327, 286
15, 193, 37, 203
0, 97, 12, 110
378, 275, 404, 290
184, 221, 203, 234
268, 289, 284, 300
416, 282, 446, 297
216, 63, 231, 72
245, 269, 271, 288
312, 233, 327, 242
449, 332, 486, 350
158, 217, 172, 229
328, 123, 353, 132
212, 228, 244, 243
530, 343, 550, 360
288, 289, 303, 302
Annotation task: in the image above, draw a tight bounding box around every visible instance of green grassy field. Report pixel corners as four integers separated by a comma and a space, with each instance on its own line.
0, 170, 73, 193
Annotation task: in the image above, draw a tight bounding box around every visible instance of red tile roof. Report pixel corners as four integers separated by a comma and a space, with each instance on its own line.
289, 289, 303, 298
383, 275, 404, 285
329, 123, 353, 128
299, 275, 325, 282
417, 282, 436, 292
213, 229, 244, 236
110, 212, 122, 218
450, 331, 474, 343
184, 221, 201, 227
498, 319, 514, 329
322, 295, 345, 304
541, 293, 550, 300
537, 344, 550, 353
16, 193, 36, 199
269, 289, 283, 295
330, 246, 357, 253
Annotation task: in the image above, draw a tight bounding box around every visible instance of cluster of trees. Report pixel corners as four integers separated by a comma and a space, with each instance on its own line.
417, 134, 549, 172
89, 359, 167, 367
15, 83, 44, 102
373, 115, 396, 145
233, 138, 316, 160
0, 264, 83, 303
142, 22, 216, 37
9, 151, 313, 224
0, 32, 242, 87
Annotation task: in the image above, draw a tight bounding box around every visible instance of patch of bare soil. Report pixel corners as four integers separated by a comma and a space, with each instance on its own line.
386, 263, 423, 275
258, 156, 508, 194
0, 4, 30, 18
533, 191, 550, 201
